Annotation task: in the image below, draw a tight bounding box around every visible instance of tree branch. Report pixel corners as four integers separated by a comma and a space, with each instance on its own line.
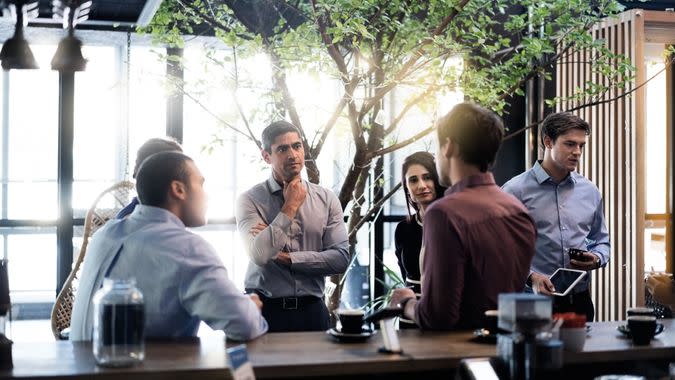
311, 96, 347, 157
268, 48, 305, 135
496, 44, 573, 104
174, 79, 257, 143
309, 0, 350, 79
227, 46, 262, 150
276, 0, 313, 23
384, 85, 438, 135
175, 0, 252, 41
348, 183, 402, 238
503, 54, 673, 142
373, 125, 436, 158
495, 17, 600, 104
358, 0, 471, 120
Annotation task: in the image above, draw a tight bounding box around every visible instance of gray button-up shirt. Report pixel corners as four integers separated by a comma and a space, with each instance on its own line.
236, 176, 350, 298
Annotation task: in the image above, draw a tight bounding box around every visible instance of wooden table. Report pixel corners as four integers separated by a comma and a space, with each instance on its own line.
2, 319, 675, 379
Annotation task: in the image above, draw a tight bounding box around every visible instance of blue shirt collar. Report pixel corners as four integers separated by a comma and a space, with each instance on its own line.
532, 161, 577, 185
132, 204, 186, 228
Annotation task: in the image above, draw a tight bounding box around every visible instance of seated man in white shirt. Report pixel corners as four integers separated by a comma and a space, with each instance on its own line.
70, 151, 268, 341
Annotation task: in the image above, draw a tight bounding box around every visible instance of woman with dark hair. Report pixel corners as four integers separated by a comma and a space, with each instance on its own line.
394, 151, 445, 328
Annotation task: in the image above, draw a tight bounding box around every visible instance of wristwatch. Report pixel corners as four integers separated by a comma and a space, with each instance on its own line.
593, 255, 601, 269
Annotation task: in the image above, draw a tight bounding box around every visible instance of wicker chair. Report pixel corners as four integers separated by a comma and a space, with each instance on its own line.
50, 180, 135, 340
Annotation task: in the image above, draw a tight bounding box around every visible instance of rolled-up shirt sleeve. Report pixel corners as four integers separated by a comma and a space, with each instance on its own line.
236, 193, 291, 266
178, 238, 268, 341
415, 207, 464, 330
290, 193, 349, 275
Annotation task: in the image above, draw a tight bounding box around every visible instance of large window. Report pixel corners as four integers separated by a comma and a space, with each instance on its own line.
1, 32, 167, 309
1, 29, 463, 319
643, 43, 671, 273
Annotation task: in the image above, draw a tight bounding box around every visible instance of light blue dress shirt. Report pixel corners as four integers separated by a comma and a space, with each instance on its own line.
502, 161, 611, 292
235, 175, 350, 298
70, 205, 268, 341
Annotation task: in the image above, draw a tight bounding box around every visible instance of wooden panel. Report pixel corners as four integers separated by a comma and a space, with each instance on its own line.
635, 10, 646, 308
643, 10, 675, 23
668, 50, 674, 273
557, 9, 647, 321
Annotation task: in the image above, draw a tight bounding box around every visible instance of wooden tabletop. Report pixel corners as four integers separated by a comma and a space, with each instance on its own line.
2, 319, 675, 379
566, 319, 675, 364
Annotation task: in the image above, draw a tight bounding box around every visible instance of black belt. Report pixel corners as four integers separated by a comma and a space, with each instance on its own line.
255, 292, 322, 310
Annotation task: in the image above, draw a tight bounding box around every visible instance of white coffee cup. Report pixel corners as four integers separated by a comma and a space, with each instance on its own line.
559, 327, 586, 351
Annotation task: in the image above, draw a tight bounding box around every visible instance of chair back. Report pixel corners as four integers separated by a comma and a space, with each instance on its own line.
50, 180, 135, 340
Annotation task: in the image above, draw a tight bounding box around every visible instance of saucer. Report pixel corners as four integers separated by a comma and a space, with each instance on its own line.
472, 328, 497, 344
617, 323, 664, 338
327, 328, 376, 343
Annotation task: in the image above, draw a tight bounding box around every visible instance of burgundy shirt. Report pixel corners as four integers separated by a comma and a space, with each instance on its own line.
414, 172, 536, 330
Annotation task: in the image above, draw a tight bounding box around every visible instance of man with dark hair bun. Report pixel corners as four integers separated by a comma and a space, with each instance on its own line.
71, 152, 268, 341
116, 137, 183, 219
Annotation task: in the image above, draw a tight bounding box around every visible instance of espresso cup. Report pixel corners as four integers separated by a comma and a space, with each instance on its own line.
337, 309, 365, 334
627, 315, 657, 345
483, 310, 499, 334
626, 307, 655, 318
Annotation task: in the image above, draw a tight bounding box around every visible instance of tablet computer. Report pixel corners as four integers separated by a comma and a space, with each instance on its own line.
549, 268, 587, 296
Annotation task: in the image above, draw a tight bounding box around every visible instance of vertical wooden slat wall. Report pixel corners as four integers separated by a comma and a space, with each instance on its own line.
555, 10, 645, 321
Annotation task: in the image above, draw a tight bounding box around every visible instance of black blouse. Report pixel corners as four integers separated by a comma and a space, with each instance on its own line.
394, 216, 423, 295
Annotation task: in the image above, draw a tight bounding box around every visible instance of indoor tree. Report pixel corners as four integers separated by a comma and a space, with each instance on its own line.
145, 0, 636, 312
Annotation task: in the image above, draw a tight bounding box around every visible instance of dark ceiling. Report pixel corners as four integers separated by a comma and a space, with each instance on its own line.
10, 1, 675, 31
24, 0, 162, 28
619, 0, 675, 10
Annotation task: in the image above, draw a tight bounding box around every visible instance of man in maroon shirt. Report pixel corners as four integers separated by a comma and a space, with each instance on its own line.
390, 102, 536, 330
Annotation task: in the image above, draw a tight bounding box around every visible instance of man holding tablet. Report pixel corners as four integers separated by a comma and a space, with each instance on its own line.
503, 112, 610, 321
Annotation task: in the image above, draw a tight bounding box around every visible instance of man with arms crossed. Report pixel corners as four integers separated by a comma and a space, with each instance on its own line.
71, 152, 267, 341
390, 103, 536, 329
503, 112, 610, 321
236, 121, 349, 332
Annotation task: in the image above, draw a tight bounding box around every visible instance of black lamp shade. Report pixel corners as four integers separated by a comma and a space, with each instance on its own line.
51, 35, 87, 72
0, 34, 39, 70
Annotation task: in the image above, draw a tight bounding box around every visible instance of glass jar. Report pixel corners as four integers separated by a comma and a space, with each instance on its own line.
92, 278, 145, 367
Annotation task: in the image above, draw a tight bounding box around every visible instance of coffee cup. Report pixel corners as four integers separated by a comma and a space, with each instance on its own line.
483, 310, 499, 334
337, 309, 365, 334
627, 315, 657, 345
556, 313, 587, 351
560, 327, 586, 351
626, 307, 654, 318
